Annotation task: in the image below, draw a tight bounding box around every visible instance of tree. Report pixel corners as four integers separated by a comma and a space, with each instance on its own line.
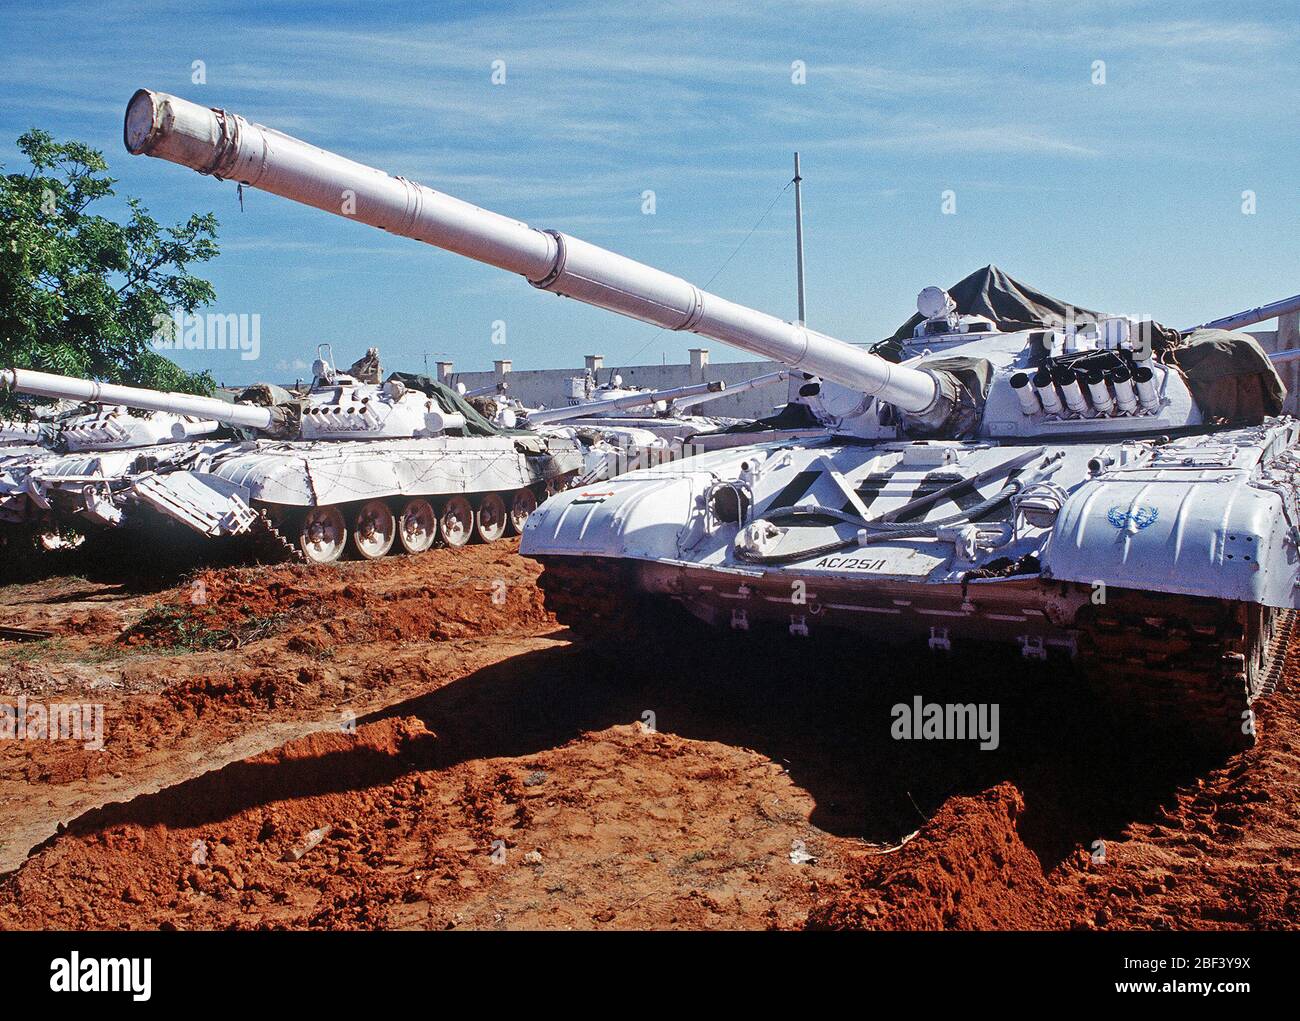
0, 129, 219, 411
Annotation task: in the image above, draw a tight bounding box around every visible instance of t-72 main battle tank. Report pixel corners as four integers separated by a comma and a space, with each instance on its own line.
1, 398, 225, 555
3, 350, 584, 563
125, 89, 1300, 747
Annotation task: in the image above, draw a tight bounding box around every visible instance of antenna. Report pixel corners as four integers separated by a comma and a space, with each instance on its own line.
793, 152, 807, 326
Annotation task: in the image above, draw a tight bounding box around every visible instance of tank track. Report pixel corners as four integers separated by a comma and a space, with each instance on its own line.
1075, 591, 1294, 753
537, 557, 1293, 751
535, 555, 679, 641
250, 509, 304, 564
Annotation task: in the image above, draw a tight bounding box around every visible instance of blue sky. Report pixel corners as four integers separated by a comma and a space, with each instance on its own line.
2, 0, 1297, 385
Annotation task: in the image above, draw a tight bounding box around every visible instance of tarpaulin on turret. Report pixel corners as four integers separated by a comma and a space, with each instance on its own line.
876, 265, 1184, 357
872, 265, 1287, 423
1163, 329, 1286, 423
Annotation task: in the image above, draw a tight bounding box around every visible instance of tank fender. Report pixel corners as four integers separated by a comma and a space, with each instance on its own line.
1042, 472, 1298, 608
521, 474, 702, 559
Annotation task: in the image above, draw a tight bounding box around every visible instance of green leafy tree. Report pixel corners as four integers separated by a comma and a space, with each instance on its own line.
0, 129, 219, 412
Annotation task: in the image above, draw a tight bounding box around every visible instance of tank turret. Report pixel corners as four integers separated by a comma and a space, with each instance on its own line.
296, 370, 466, 439
57, 407, 218, 451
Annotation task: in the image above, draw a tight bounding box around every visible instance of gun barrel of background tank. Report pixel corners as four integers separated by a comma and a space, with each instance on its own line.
0, 368, 275, 431
525, 380, 724, 425
673, 369, 789, 410
124, 90, 940, 417
463, 381, 508, 398
1184, 293, 1300, 333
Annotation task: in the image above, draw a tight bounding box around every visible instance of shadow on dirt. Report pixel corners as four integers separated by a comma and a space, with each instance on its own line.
0, 521, 268, 593
60, 624, 1224, 871
393, 629, 1220, 868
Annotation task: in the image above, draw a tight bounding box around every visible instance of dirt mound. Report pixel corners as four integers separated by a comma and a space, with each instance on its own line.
117, 543, 548, 651
75, 715, 440, 834
0, 717, 441, 929
807, 783, 1057, 930
0, 539, 563, 876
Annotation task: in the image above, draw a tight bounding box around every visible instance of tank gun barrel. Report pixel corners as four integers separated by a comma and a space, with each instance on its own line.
463, 381, 509, 398
525, 380, 724, 426
671, 369, 789, 411
1183, 292, 1300, 334
124, 90, 942, 418
0, 368, 277, 432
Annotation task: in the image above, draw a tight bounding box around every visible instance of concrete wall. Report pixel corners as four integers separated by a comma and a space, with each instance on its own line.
443, 349, 789, 420
1247, 310, 1300, 415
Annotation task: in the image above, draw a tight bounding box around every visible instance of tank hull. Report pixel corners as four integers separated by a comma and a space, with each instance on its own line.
522, 426, 1300, 609
119, 435, 584, 560
194, 436, 575, 508
523, 424, 1300, 748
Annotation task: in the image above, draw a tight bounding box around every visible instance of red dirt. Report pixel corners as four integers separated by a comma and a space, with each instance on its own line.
804, 674, 1300, 931
2, 539, 1299, 930
807, 783, 1056, 930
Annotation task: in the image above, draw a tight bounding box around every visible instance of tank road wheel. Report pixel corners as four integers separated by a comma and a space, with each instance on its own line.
298, 506, 348, 564
440, 495, 474, 548
474, 492, 509, 543
507, 487, 538, 536
352, 499, 396, 560
397, 498, 437, 554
